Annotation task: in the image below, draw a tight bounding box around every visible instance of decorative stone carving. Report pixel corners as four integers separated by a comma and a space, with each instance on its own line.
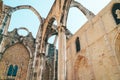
112, 3, 120, 25
116, 9, 120, 19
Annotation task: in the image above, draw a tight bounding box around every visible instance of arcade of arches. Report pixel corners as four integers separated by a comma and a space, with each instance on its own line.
0, 0, 120, 80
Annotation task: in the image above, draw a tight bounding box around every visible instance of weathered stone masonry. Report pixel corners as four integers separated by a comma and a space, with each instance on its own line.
0, 0, 120, 80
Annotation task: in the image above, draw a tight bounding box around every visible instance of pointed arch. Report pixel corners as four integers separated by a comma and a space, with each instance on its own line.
3, 43, 33, 58
2, 5, 43, 36
70, 1, 95, 20
1, 43, 31, 80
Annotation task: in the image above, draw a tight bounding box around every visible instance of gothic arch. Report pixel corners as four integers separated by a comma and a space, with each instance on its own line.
10, 5, 42, 22
67, 7, 87, 34
3, 43, 33, 58
0, 26, 35, 58
0, 43, 31, 80
44, 17, 58, 43
70, 1, 95, 20
2, 5, 43, 35
47, 18, 58, 45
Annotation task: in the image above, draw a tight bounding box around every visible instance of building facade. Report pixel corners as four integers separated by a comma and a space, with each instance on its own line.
66, 1, 120, 80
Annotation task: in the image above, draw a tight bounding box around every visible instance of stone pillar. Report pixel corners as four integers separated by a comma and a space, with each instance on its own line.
26, 59, 33, 80
0, 1, 3, 13
0, 1, 3, 30
3, 15, 11, 35
58, 26, 66, 80
38, 53, 45, 80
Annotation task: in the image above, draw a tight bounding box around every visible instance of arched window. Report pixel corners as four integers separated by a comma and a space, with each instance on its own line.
12, 65, 18, 76
75, 37, 81, 52
7, 64, 18, 77
112, 3, 120, 25
7, 65, 13, 76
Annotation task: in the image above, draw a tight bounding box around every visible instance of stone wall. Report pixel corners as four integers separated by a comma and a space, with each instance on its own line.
0, 43, 30, 80
66, 1, 120, 80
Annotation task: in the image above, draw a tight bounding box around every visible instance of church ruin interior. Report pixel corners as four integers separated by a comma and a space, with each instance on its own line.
0, 0, 120, 80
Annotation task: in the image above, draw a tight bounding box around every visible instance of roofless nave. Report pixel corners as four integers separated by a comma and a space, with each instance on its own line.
0, 0, 120, 80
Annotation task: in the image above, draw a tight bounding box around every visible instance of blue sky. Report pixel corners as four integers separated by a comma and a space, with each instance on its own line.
3, 0, 111, 38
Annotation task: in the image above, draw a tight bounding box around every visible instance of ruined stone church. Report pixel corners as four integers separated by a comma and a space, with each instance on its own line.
0, 0, 120, 80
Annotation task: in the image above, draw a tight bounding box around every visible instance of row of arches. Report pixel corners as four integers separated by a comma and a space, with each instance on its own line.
0, 0, 111, 80
1, 0, 119, 80
3, 0, 95, 38
1, 5, 42, 37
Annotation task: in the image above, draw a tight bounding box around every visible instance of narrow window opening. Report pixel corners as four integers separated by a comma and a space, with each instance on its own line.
75, 37, 81, 52
7, 64, 18, 77
12, 65, 18, 76
7, 65, 13, 76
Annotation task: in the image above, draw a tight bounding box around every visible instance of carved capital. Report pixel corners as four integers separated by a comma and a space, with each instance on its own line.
57, 26, 66, 32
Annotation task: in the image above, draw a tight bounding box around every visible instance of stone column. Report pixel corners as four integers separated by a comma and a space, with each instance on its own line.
0, 1, 3, 30
53, 46, 57, 80
58, 26, 66, 80
3, 14, 11, 35
26, 59, 33, 80
39, 53, 45, 80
